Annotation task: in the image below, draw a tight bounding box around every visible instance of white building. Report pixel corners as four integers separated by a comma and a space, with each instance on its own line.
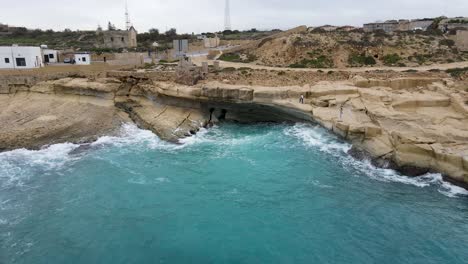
74, 53, 91, 65
42, 49, 58, 64
0, 46, 43, 69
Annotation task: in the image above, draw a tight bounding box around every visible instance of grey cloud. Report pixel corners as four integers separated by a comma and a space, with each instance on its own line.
1, 0, 467, 33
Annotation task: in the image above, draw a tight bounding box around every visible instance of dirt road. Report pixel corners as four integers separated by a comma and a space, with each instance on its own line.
192, 56, 468, 73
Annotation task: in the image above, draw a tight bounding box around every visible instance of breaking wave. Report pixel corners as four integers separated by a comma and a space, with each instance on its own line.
91, 123, 175, 150
0, 143, 80, 189
0, 122, 466, 199
285, 123, 468, 198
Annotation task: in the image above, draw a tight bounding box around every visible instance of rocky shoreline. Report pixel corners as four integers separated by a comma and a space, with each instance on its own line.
0, 71, 467, 187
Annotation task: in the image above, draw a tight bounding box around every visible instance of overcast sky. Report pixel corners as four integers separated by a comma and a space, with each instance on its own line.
2, 0, 467, 33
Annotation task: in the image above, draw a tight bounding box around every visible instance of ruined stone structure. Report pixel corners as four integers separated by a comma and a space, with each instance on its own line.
175, 57, 204, 86
100, 26, 137, 49
398, 19, 434, 31
364, 19, 434, 33
204, 37, 220, 48
364, 21, 399, 33
439, 18, 468, 31
455, 30, 468, 51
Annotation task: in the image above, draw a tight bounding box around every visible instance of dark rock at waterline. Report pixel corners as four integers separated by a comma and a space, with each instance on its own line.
348, 146, 371, 161
69, 144, 94, 155
395, 166, 430, 177
348, 146, 430, 177
442, 175, 468, 190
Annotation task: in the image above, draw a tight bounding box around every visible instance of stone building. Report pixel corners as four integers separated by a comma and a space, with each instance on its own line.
364, 20, 399, 33
398, 19, 434, 31
455, 30, 468, 51
175, 57, 204, 86
364, 19, 434, 33
0, 23, 8, 32
100, 26, 137, 49
439, 18, 468, 31
204, 37, 220, 48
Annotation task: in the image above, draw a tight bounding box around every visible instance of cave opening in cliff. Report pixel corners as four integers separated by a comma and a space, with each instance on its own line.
218, 109, 228, 121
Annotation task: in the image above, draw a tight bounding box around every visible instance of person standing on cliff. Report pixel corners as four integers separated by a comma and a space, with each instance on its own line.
299, 95, 304, 104
340, 104, 344, 121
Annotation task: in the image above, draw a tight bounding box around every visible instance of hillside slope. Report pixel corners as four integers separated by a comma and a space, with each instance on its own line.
222, 29, 468, 69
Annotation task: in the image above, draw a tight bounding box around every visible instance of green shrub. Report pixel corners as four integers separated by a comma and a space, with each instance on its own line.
219, 53, 241, 62
142, 63, 155, 69
289, 63, 306, 68
222, 67, 236, 72
446, 67, 468, 77
219, 53, 256, 63
307, 49, 323, 57
439, 39, 455, 47
245, 54, 257, 63
348, 54, 376, 66
382, 53, 401, 65
289, 55, 333, 68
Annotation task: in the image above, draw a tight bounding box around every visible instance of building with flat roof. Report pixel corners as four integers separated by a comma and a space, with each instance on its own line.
364, 20, 399, 33
74, 53, 91, 65
0, 46, 43, 69
42, 49, 58, 64
364, 18, 434, 33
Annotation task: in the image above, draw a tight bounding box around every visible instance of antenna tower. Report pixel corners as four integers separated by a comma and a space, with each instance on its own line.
224, 0, 231, 31
125, 1, 131, 30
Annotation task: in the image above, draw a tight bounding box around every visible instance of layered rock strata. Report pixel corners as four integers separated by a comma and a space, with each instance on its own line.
0, 75, 467, 186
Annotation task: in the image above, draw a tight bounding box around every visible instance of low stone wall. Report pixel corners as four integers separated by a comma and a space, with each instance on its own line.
107, 53, 145, 66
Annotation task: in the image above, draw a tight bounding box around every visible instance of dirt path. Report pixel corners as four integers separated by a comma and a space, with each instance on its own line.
192, 56, 468, 72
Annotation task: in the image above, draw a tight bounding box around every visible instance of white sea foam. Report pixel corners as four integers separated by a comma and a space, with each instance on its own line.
439, 180, 468, 198
177, 127, 213, 146
91, 123, 174, 150
178, 125, 268, 148
0, 143, 80, 189
0, 143, 79, 169
285, 123, 351, 155
155, 177, 170, 183
286, 123, 468, 198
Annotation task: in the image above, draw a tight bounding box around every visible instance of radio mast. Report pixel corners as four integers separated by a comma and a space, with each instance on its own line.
224, 0, 231, 31
125, 1, 131, 30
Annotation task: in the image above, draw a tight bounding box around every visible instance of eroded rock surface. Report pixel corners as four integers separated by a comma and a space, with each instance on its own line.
1, 74, 467, 186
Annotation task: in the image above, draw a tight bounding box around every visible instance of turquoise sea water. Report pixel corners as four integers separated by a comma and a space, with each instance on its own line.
1, 123, 467, 264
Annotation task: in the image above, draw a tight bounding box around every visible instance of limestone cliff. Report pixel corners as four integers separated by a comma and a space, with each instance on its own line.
0, 74, 467, 187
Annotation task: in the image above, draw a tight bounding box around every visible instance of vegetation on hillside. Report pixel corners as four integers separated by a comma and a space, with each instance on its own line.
233, 28, 467, 68
219, 53, 257, 63
348, 54, 377, 66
